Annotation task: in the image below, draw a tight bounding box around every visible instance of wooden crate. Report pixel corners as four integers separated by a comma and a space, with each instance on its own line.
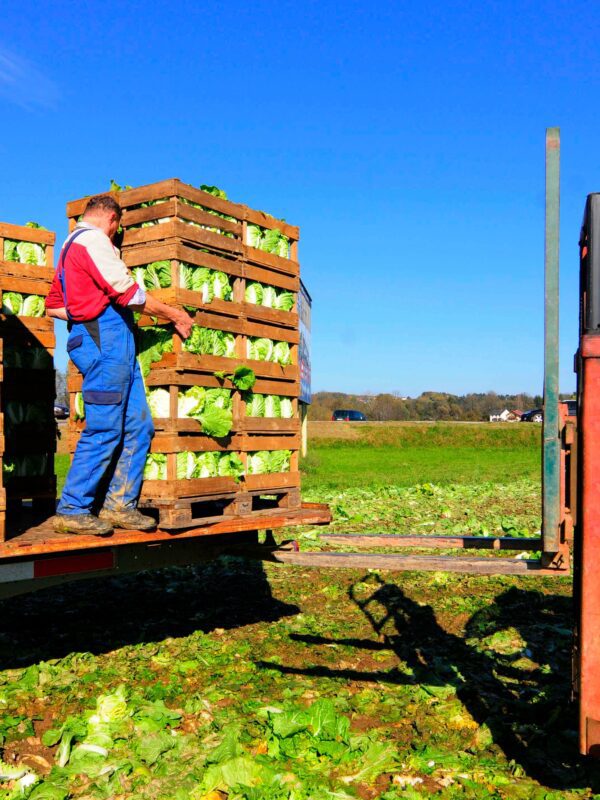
66, 179, 299, 242
0, 222, 55, 272
67, 180, 300, 275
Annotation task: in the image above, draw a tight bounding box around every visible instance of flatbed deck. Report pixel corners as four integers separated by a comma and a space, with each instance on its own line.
0, 503, 331, 560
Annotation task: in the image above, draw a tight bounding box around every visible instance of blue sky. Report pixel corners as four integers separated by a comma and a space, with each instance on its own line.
1, 0, 598, 396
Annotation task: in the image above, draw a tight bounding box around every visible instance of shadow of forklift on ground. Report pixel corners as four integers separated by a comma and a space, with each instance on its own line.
257, 574, 600, 793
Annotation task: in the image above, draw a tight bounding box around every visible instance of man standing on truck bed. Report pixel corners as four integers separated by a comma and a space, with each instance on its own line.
46, 195, 193, 536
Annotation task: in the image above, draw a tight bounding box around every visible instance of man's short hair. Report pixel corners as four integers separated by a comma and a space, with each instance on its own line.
84, 195, 122, 219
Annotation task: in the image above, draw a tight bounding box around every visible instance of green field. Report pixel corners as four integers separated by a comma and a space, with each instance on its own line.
4, 425, 597, 799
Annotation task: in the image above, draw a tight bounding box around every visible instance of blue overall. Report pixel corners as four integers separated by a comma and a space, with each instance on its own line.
57, 233, 154, 516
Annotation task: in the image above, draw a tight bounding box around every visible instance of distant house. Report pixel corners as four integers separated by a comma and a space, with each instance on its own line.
489, 409, 523, 423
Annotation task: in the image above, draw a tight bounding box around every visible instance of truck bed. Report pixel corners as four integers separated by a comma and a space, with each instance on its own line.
0, 503, 331, 560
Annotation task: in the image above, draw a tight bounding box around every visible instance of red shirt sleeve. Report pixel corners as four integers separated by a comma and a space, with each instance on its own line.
45, 270, 65, 310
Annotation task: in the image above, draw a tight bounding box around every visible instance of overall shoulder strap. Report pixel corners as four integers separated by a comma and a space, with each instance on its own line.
59, 228, 89, 320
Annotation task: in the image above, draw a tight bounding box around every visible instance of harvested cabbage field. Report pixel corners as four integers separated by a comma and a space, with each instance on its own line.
2, 423, 599, 799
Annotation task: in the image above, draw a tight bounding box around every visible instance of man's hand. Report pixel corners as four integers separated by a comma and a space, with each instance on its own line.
170, 307, 193, 340
46, 307, 69, 321
134, 293, 193, 339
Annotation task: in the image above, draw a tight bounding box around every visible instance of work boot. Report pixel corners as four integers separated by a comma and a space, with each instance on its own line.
99, 507, 157, 531
54, 513, 113, 536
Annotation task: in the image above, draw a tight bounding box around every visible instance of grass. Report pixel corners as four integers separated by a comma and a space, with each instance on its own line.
301, 422, 541, 492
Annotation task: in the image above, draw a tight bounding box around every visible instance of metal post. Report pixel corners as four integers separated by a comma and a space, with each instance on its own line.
542, 127, 561, 554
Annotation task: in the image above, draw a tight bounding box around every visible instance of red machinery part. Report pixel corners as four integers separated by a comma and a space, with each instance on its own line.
577, 334, 600, 755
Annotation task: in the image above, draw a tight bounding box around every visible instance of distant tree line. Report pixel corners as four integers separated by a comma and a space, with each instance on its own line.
308, 391, 552, 422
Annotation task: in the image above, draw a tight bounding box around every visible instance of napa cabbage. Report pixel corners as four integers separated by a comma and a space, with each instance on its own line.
275, 291, 294, 311
177, 451, 197, 480
147, 388, 170, 418
280, 397, 294, 418
178, 386, 206, 418
247, 449, 291, 474
184, 326, 235, 358
245, 393, 266, 417
261, 285, 277, 308
143, 453, 167, 480
264, 395, 281, 418
2, 292, 23, 315
212, 271, 232, 300
75, 392, 85, 420
245, 282, 263, 305
273, 341, 292, 365
217, 452, 244, 479
137, 326, 174, 377
22, 294, 45, 317
139, 261, 172, 290
247, 337, 274, 362
196, 451, 219, 477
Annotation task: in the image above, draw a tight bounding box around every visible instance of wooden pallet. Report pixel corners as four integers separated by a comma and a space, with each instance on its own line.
139, 484, 301, 530
0, 222, 55, 271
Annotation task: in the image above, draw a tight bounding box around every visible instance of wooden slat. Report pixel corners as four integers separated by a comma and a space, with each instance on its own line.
150, 433, 243, 453
66, 191, 119, 220
122, 220, 243, 255
244, 318, 299, 345
318, 534, 544, 551
242, 207, 299, 241
242, 471, 301, 491
123, 241, 243, 277
244, 263, 299, 292
144, 369, 236, 389
243, 245, 299, 277
0, 274, 53, 296
0, 262, 55, 284
154, 352, 298, 381
141, 476, 237, 499
240, 418, 300, 433
242, 301, 298, 330
272, 551, 569, 575
0, 223, 55, 246
122, 199, 242, 237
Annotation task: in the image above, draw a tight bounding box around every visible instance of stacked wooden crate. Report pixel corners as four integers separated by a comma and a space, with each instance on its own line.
0, 223, 57, 538
66, 180, 301, 528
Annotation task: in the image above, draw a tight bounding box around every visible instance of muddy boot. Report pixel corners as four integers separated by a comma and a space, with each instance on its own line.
54, 513, 113, 536
99, 508, 157, 531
